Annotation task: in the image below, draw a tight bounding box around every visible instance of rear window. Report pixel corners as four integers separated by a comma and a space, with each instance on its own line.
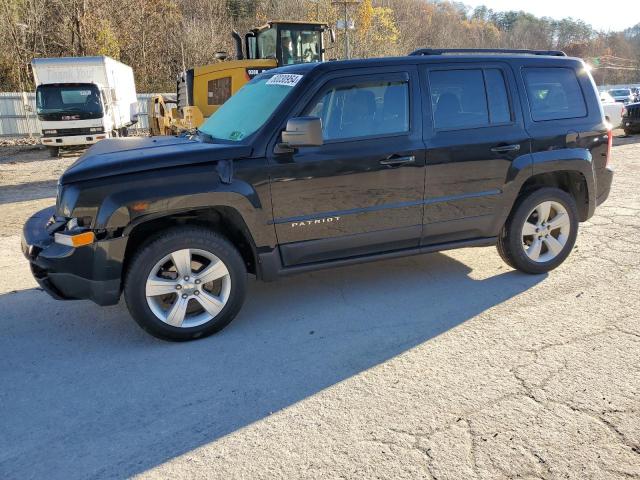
524, 67, 587, 121
610, 89, 630, 96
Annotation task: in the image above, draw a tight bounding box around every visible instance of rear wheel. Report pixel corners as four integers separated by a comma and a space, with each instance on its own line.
124, 227, 247, 341
497, 187, 578, 274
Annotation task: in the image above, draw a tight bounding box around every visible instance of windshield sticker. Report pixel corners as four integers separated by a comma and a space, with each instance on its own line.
266, 74, 303, 87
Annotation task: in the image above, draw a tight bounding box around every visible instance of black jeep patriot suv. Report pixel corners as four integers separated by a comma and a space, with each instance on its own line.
22, 49, 614, 341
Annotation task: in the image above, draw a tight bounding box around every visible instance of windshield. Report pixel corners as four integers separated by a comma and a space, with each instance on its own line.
199, 73, 302, 142
36, 84, 103, 120
254, 26, 322, 64
610, 89, 630, 97
280, 28, 322, 65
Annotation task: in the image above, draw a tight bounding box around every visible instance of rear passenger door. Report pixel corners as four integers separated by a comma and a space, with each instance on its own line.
419, 63, 531, 245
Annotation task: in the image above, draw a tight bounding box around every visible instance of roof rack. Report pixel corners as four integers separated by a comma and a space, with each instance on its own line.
409, 48, 567, 57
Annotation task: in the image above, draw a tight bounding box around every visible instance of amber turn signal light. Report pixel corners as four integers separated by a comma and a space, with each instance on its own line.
54, 231, 95, 247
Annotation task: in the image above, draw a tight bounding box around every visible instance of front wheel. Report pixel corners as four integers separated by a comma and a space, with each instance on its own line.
497, 187, 578, 274
124, 227, 247, 341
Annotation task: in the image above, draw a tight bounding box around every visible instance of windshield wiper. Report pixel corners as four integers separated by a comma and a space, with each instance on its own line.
189, 128, 214, 143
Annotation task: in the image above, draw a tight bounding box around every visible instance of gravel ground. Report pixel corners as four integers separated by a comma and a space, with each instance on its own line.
0, 137, 638, 479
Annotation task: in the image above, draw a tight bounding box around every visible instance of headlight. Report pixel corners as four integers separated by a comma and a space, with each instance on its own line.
89, 127, 104, 133
65, 216, 93, 229
66, 217, 79, 230
623, 108, 629, 117
43, 129, 57, 135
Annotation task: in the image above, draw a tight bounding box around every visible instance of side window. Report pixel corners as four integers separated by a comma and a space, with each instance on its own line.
208, 77, 232, 105
485, 69, 511, 124
523, 67, 587, 121
305, 80, 409, 141
429, 69, 489, 130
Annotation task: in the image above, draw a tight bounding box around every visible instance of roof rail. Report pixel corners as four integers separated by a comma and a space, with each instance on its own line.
409, 48, 567, 57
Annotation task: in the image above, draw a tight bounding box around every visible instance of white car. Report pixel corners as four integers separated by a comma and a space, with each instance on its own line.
600, 91, 624, 128
608, 88, 635, 104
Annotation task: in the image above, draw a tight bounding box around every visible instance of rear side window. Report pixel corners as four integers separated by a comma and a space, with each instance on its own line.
430, 69, 487, 129
429, 68, 512, 130
523, 67, 587, 121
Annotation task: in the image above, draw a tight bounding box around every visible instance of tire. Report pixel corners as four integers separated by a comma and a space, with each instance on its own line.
124, 226, 247, 341
48, 146, 60, 158
624, 128, 633, 136
497, 187, 578, 274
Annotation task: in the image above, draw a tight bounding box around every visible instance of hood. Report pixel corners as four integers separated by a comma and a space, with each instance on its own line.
60, 136, 252, 184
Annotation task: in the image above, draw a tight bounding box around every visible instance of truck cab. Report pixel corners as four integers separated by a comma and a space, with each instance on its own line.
36, 82, 110, 153
31, 56, 138, 156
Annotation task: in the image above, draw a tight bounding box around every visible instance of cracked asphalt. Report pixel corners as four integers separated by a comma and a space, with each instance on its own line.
0, 137, 639, 479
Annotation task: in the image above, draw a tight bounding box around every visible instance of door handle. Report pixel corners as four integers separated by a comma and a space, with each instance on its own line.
491, 144, 521, 153
380, 155, 416, 166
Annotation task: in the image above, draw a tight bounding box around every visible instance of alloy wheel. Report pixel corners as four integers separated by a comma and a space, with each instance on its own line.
145, 248, 231, 328
521, 201, 571, 263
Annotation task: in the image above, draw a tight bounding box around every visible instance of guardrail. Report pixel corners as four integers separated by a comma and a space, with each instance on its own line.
0, 92, 163, 137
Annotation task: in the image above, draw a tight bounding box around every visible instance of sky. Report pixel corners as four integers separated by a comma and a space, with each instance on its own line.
461, 0, 640, 32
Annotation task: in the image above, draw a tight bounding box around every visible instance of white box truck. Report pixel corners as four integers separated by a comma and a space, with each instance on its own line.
31, 56, 138, 156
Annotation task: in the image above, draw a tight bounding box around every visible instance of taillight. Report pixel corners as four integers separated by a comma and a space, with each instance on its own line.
606, 129, 613, 167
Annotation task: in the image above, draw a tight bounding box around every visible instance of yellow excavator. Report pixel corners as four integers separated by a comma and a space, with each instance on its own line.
148, 21, 333, 136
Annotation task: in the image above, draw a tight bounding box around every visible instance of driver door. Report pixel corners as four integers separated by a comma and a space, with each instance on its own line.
268, 68, 426, 267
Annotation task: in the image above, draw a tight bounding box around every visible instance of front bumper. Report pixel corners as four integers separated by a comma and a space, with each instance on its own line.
21, 206, 126, 306
622, 117, 640, 132
41, 133, 107, 147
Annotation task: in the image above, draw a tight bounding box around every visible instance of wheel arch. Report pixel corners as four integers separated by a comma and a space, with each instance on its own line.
123, 206, 259, 277
516, 170, 590, 221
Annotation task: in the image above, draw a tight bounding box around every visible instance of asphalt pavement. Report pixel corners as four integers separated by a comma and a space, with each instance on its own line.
0, 138, 638, 479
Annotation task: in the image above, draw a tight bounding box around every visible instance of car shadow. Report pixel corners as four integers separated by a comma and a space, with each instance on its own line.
0, 251, 545, 479
0, 145, 84, 164
0, 180, 58, 204
613, 130, 640, 146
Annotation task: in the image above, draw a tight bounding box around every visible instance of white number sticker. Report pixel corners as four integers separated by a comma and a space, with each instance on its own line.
266, 74, 303, 87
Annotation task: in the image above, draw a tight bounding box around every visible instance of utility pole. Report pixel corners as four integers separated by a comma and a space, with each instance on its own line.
332, 0, 360, 59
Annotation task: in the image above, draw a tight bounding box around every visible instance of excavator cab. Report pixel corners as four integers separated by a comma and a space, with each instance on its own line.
244, 21, 329, 66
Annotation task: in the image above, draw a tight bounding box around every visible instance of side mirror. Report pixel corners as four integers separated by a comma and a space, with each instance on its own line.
281, 117, 323, 147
